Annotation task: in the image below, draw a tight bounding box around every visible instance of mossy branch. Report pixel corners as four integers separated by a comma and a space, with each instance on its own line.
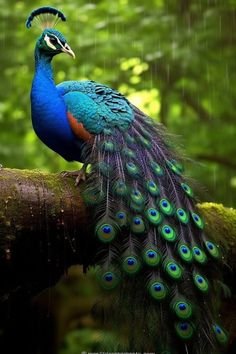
0, 167, 94, 299
0, 167, 236, 294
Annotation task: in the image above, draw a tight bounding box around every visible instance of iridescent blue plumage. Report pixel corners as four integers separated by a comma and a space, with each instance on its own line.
27, 7, 227, 354
31, 43, 82, 161
57, 80, 134, 133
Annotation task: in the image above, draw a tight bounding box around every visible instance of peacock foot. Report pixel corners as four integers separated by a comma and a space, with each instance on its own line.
75, 168, 87, 185
60, 166, 87, 185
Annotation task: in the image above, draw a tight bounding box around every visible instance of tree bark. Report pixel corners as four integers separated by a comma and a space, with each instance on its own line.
0, 167, 97, 300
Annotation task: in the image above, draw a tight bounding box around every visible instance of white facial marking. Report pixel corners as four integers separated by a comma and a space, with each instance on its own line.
44, 34, 57, 50
43, 33, 75, 58
50, 34, 66, 48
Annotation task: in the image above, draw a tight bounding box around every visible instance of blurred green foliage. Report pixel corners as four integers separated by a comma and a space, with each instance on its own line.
0, 0, 236, 206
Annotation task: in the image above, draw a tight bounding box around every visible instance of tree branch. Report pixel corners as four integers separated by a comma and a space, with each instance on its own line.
0, 167, 96, 300
177, 89, 212, 122
196, 153, 236, 169
0, 167, 235, 294
147, 61, 213, 123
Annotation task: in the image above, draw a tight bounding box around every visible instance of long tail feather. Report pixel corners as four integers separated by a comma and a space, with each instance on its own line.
82, 105, 227, 353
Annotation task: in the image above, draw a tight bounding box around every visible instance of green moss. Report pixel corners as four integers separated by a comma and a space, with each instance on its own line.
0, 168, 81, 219
198, 202, 236, 256
2, 168, 78, 197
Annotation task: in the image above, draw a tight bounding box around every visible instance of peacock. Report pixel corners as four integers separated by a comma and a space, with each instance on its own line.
26, 6, 228, 354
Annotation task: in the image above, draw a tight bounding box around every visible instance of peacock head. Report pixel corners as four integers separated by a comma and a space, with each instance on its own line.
36, 28, 75, 59
26, 6, 75, 59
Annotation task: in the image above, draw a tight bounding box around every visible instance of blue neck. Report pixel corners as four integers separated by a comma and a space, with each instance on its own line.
34, 48, 54, 80
31, 47, 77, 161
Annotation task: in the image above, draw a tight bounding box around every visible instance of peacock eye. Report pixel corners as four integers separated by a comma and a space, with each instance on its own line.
49, 37, 58, 45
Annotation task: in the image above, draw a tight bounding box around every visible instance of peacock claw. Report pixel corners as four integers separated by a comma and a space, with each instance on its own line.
75, 169, 87, 186
60, 167, 87, 185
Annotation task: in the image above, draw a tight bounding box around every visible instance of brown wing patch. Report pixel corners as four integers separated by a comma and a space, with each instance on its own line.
67, 112, 92, 141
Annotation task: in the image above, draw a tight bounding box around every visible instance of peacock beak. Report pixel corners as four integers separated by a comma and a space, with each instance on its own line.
61, 43, 76, 59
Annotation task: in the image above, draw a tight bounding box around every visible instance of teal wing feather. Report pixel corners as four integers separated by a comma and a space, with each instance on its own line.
57, 80, 134, 134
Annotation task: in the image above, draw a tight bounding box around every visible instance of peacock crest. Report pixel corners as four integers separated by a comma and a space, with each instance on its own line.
26, 6, 66, 30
